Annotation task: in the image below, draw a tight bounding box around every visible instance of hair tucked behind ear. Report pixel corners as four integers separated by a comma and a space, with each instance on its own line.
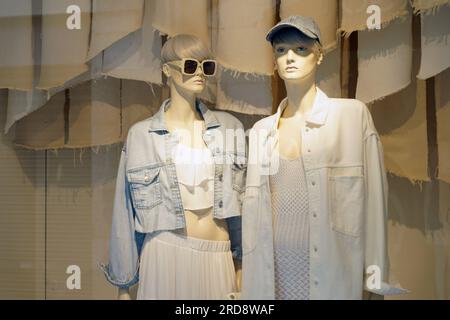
161, 34, 212, 64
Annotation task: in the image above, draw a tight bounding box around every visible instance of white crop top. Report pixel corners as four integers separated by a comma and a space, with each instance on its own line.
172, 142, 214, 211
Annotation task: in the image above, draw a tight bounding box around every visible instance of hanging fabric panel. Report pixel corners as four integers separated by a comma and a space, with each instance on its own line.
280, 0, 338, 52
356, 12, 412, 103
87, 0, 144, 60
216, 0, 276, 75
340, 0, 409, 35
38, 0, 91, 89
416, 5, 450, 80
103, 1, 162, 84
0, 0, 34, 90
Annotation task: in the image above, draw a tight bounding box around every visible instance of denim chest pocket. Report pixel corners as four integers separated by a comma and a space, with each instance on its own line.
127, 166, 163, 210
329, 175, 364, 237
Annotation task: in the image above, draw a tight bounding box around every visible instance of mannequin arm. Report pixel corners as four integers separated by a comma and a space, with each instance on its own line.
234, 259, 242, 292
118, 287, 132, 300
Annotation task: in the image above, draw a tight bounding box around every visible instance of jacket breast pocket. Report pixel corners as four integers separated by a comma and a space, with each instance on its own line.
329, 175, 364, 237
127, 166, 163, 210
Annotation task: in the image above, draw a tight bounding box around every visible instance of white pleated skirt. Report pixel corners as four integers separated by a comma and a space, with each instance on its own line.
137, 231, 237, 300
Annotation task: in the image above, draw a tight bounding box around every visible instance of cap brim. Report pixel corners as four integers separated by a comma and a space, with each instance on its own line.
266, 23, 318, 43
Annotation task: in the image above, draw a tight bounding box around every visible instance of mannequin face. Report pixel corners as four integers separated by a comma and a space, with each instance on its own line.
273, 36, 322, 82
163, 60, 206, 94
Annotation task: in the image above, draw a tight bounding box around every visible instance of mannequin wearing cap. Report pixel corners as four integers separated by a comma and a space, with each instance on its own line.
241, 15, 398, 300
268, 17, 323, 301
118, 34, 242, 300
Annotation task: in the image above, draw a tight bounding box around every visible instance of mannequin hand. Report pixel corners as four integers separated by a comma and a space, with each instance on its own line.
118, 288, 132, 300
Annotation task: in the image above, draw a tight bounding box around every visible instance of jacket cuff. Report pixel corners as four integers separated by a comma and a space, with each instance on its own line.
99, 262, 139, 289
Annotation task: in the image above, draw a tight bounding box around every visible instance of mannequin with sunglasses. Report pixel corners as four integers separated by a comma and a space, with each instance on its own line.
102, 34, 245, 300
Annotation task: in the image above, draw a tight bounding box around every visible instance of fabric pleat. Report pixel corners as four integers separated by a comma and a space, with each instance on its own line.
137, 231, 236, 300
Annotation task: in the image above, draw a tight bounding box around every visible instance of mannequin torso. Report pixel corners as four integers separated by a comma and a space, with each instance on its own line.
165, 114, 230, 242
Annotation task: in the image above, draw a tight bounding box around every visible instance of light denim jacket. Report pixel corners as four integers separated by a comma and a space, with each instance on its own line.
100, 99, 247, 289
242, 88, 407, 299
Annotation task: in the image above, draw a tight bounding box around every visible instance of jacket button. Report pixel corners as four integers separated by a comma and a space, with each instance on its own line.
218, 200, 223, 208
218, 173, 223, 182
312, 181, 316, 186
144, 175, 149, 182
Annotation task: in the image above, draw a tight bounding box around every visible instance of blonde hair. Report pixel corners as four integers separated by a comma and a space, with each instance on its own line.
161, 34, 212, 64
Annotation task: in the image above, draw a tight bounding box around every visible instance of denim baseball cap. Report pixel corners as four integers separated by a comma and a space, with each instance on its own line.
266, 15, 322, 45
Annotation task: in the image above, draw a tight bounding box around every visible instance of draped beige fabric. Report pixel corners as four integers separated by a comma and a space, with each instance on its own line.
103, 1, 162, 84
417, 5, 450, 80
412, 0, 450, 13
316, 47, 341, 98
38, 0, 91, 89
68, 78, 122, 148
87, 0, 144, 60
356, 13, 412, 103
121, 80, 164, 139
340, 0, 409, 35
280, 0, 338, 52
149, 0, 210, 48
13, 91, 65, 150
216, 68, 272, 115
435, 67, 450, 183
5, 55, 103, 134
0, 0, 34, 90
216, 0, 276, 75
369, 80, 429, 182
5, 90, 49, 134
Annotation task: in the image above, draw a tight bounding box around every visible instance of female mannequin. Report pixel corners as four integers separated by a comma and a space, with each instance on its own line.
101, 34, 245, 300
242, 16, 402, 299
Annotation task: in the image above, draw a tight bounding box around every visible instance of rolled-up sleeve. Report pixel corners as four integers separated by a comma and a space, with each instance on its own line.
99, 143, 140, 289
363, 112, 408, 296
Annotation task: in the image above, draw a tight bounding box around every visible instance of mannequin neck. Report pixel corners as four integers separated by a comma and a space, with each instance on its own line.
282, 72, 317, 119
165, 82, 202, 125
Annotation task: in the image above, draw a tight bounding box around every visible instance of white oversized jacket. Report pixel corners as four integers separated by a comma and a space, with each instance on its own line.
241, 88, 406, 299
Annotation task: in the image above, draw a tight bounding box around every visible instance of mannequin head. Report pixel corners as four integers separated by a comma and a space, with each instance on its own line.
161, 34, 214, 95
271, 27, 323, 82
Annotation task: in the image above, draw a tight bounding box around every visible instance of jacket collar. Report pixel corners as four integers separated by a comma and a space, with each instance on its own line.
148, 99, 221, 133
265, 87, 330, 137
